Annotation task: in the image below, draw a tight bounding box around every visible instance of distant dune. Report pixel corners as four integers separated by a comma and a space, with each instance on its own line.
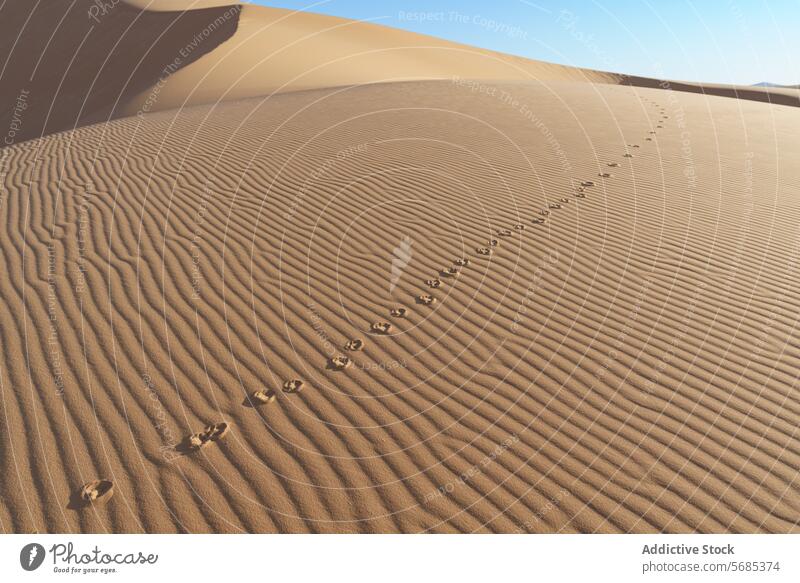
1, 0, 798, 534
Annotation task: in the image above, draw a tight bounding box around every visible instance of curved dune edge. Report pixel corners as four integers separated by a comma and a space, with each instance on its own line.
1, 78, 798, 533
2, 0, 797, 147
0, 0, 242, 145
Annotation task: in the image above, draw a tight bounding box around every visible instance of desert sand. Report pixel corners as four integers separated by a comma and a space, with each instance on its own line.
0, 0, 798, 533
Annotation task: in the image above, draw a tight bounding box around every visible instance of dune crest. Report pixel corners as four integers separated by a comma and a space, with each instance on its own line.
4, 0, 797, 147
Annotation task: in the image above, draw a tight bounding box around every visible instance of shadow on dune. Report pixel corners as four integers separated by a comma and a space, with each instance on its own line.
0, 0, 241, 145
619, 75, 800, 108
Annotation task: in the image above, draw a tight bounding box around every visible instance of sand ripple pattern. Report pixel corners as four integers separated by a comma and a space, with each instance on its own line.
1, 81, 798, 533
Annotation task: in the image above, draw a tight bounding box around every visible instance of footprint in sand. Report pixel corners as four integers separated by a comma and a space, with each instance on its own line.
202, 422, 229, 442
575, 192, 586, 199
497, 229, 512, 237
329, 355, 353, 370
627, 144, 640, 148
607, 162, 620, 167
539, 209, 550, 216
184, 433, 208, 451
657, 125, 663, 128
390, 307, 408, 318
345, 338, 364, 351
645, 137, 653, 141
649, 131, 657, 134
417, 294, 437, 305
79, 480, 114, 506
283, 379, 305, 393
476, 247, 492, 255
454, 258, 470, 266
532, 217, 546, 223
548, 202, 562, 210
371, 322, 393, 334
623, 153, 634, 158
489, 239, 499, 247
251, 389, 276, 405
514, 224, 526, 231
580, 180, 596, 187
426, 279, 442, 288
440, 267, 460, 278
560, 197, 571, 203
598, 172, 613, 178
184, 422, 230, 451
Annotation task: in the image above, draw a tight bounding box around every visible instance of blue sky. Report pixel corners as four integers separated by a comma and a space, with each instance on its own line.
250, 0, 799, 85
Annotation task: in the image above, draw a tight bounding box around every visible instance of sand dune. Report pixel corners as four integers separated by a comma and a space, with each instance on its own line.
0, 1, 798, 534
2, 0, 796, 146
0, 0, 240, 144
620, 76, 800, 108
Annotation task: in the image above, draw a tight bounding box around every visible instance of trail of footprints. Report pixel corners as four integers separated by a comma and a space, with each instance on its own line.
249, 99, 670, 400
73, 97, 672, 508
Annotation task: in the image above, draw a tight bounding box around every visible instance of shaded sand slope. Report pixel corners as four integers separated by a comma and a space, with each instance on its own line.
4, 0, 796, 147
120, 3, 621, 115
1, 79, 798, 532
132, 3, 799, 114
0, 0, 615, 144
0, 0, 241, 144
119, 3, 800, 112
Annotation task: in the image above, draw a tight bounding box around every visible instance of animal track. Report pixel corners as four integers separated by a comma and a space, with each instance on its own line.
251, 389, 276, 404
598, 172, 613, 178
329, 355, 353, 370
426, 279, 442, 288
371, 322, 393, 334
283, 379, 305, 393
497, 229, 512, 237
440, 267, 460, 277
417, 294, 436, 305
184, 422, 230, 451
390, 307, 408, 318
201, 422, 229, 442
185, 433, 207, 451
476, 247, 492, 255
79, 480, 114, 505
454, 258, 470, 266
345, 338, 364, 351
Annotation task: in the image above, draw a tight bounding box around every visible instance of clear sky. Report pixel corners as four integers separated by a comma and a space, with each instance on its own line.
249, 0, 799, 86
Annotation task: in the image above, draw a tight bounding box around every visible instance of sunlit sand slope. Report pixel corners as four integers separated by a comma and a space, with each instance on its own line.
1, 79, 798, 532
